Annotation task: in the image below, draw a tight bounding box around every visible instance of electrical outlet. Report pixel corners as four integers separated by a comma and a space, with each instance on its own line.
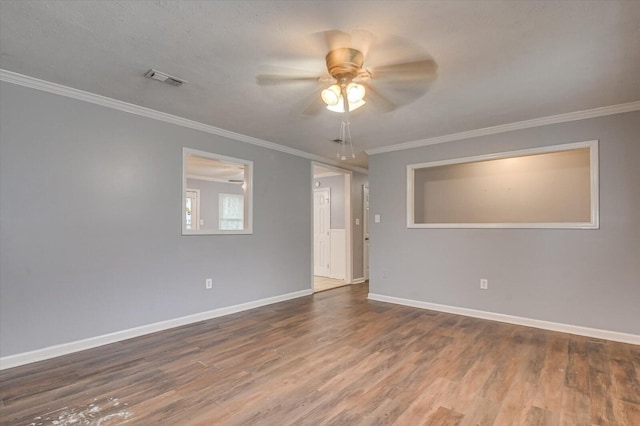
205, 278, 213, 289
480, 279, 488, 290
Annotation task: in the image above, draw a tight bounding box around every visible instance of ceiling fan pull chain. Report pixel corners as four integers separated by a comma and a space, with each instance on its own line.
346, 121, 355, 159
338, 121, 346, 159
339, 83, 354, 160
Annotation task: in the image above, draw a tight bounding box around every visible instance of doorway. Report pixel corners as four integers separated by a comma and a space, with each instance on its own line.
312, 163, 352, 293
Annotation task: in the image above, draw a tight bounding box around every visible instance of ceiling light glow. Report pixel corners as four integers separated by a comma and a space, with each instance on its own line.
321, 85, 341, 106
326, 98, 366, 113
346, 82, 365, 103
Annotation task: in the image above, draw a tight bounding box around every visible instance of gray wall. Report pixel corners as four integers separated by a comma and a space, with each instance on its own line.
0, 81, 312, 357
369, 110, 640, 334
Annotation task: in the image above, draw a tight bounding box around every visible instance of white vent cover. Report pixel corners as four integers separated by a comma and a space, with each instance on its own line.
144, 69, 186, 87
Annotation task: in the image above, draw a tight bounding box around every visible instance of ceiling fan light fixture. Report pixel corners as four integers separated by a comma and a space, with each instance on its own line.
326, 98, 366, 113
321, 84, 341, 106
346, 82, 365, 103
323, 81, 366, 112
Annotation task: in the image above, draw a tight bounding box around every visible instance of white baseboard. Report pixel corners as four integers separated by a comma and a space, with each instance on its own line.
0, 289, 313, 370
351, 277, 366, 284
367, 293, 640, 345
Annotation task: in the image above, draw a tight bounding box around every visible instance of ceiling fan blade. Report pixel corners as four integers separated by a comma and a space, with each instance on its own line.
279, 86, 326, 117
301, 95, 327, 117
369, 59, 438, 82
364, 83, 398, 113
314, 29, 377, 58
256, 74, 326, 86
322, 30, 352, 51
365, 76, 436, 111
348, 29, 377, 59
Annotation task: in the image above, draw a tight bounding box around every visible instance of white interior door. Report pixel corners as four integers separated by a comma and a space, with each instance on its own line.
363, 184, 369, 280
314, 188, 331, 277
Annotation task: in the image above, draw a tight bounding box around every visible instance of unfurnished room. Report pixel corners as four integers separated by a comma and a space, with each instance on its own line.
0, 1, 639, 425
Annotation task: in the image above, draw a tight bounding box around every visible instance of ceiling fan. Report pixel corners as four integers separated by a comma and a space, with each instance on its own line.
257, 30, 438, 113
256, 30, 438, 159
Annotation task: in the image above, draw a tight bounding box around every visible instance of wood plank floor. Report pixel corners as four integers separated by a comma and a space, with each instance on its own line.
1, 283, 638, 425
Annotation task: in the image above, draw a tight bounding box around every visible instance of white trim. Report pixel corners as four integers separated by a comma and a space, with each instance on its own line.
0, 69, 368, 175
367, 293, 640, 345
313, 171, 343, 178
186, 174, 244, 184
367, 101, 640, 155
2, 70, 637, 172
351, 277, 366, 284
0, 289, 313, 370
406, 140, 599, 229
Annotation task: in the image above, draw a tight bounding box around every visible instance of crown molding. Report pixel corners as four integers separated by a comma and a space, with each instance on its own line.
313, 171, 343, 178
366, 101, 640, 155
0, 69, 368, 175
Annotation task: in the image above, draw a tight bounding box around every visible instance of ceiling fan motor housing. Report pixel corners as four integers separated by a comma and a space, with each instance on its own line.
326, 48, 364, 81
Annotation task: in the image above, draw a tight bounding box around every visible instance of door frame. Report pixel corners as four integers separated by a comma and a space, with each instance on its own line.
311, 162, 353, 290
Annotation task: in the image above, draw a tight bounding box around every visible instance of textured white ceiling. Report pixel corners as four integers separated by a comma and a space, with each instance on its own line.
1, 1, 639, 168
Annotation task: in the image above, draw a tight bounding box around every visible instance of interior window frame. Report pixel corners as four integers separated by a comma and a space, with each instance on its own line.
406, 140, 599, 229
182, 147, 253, 235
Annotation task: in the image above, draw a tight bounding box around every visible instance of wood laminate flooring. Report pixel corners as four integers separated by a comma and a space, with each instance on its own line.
1, 283, 639, 425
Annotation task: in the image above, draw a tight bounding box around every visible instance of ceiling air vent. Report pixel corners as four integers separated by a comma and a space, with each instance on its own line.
144, 69, 187, 87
